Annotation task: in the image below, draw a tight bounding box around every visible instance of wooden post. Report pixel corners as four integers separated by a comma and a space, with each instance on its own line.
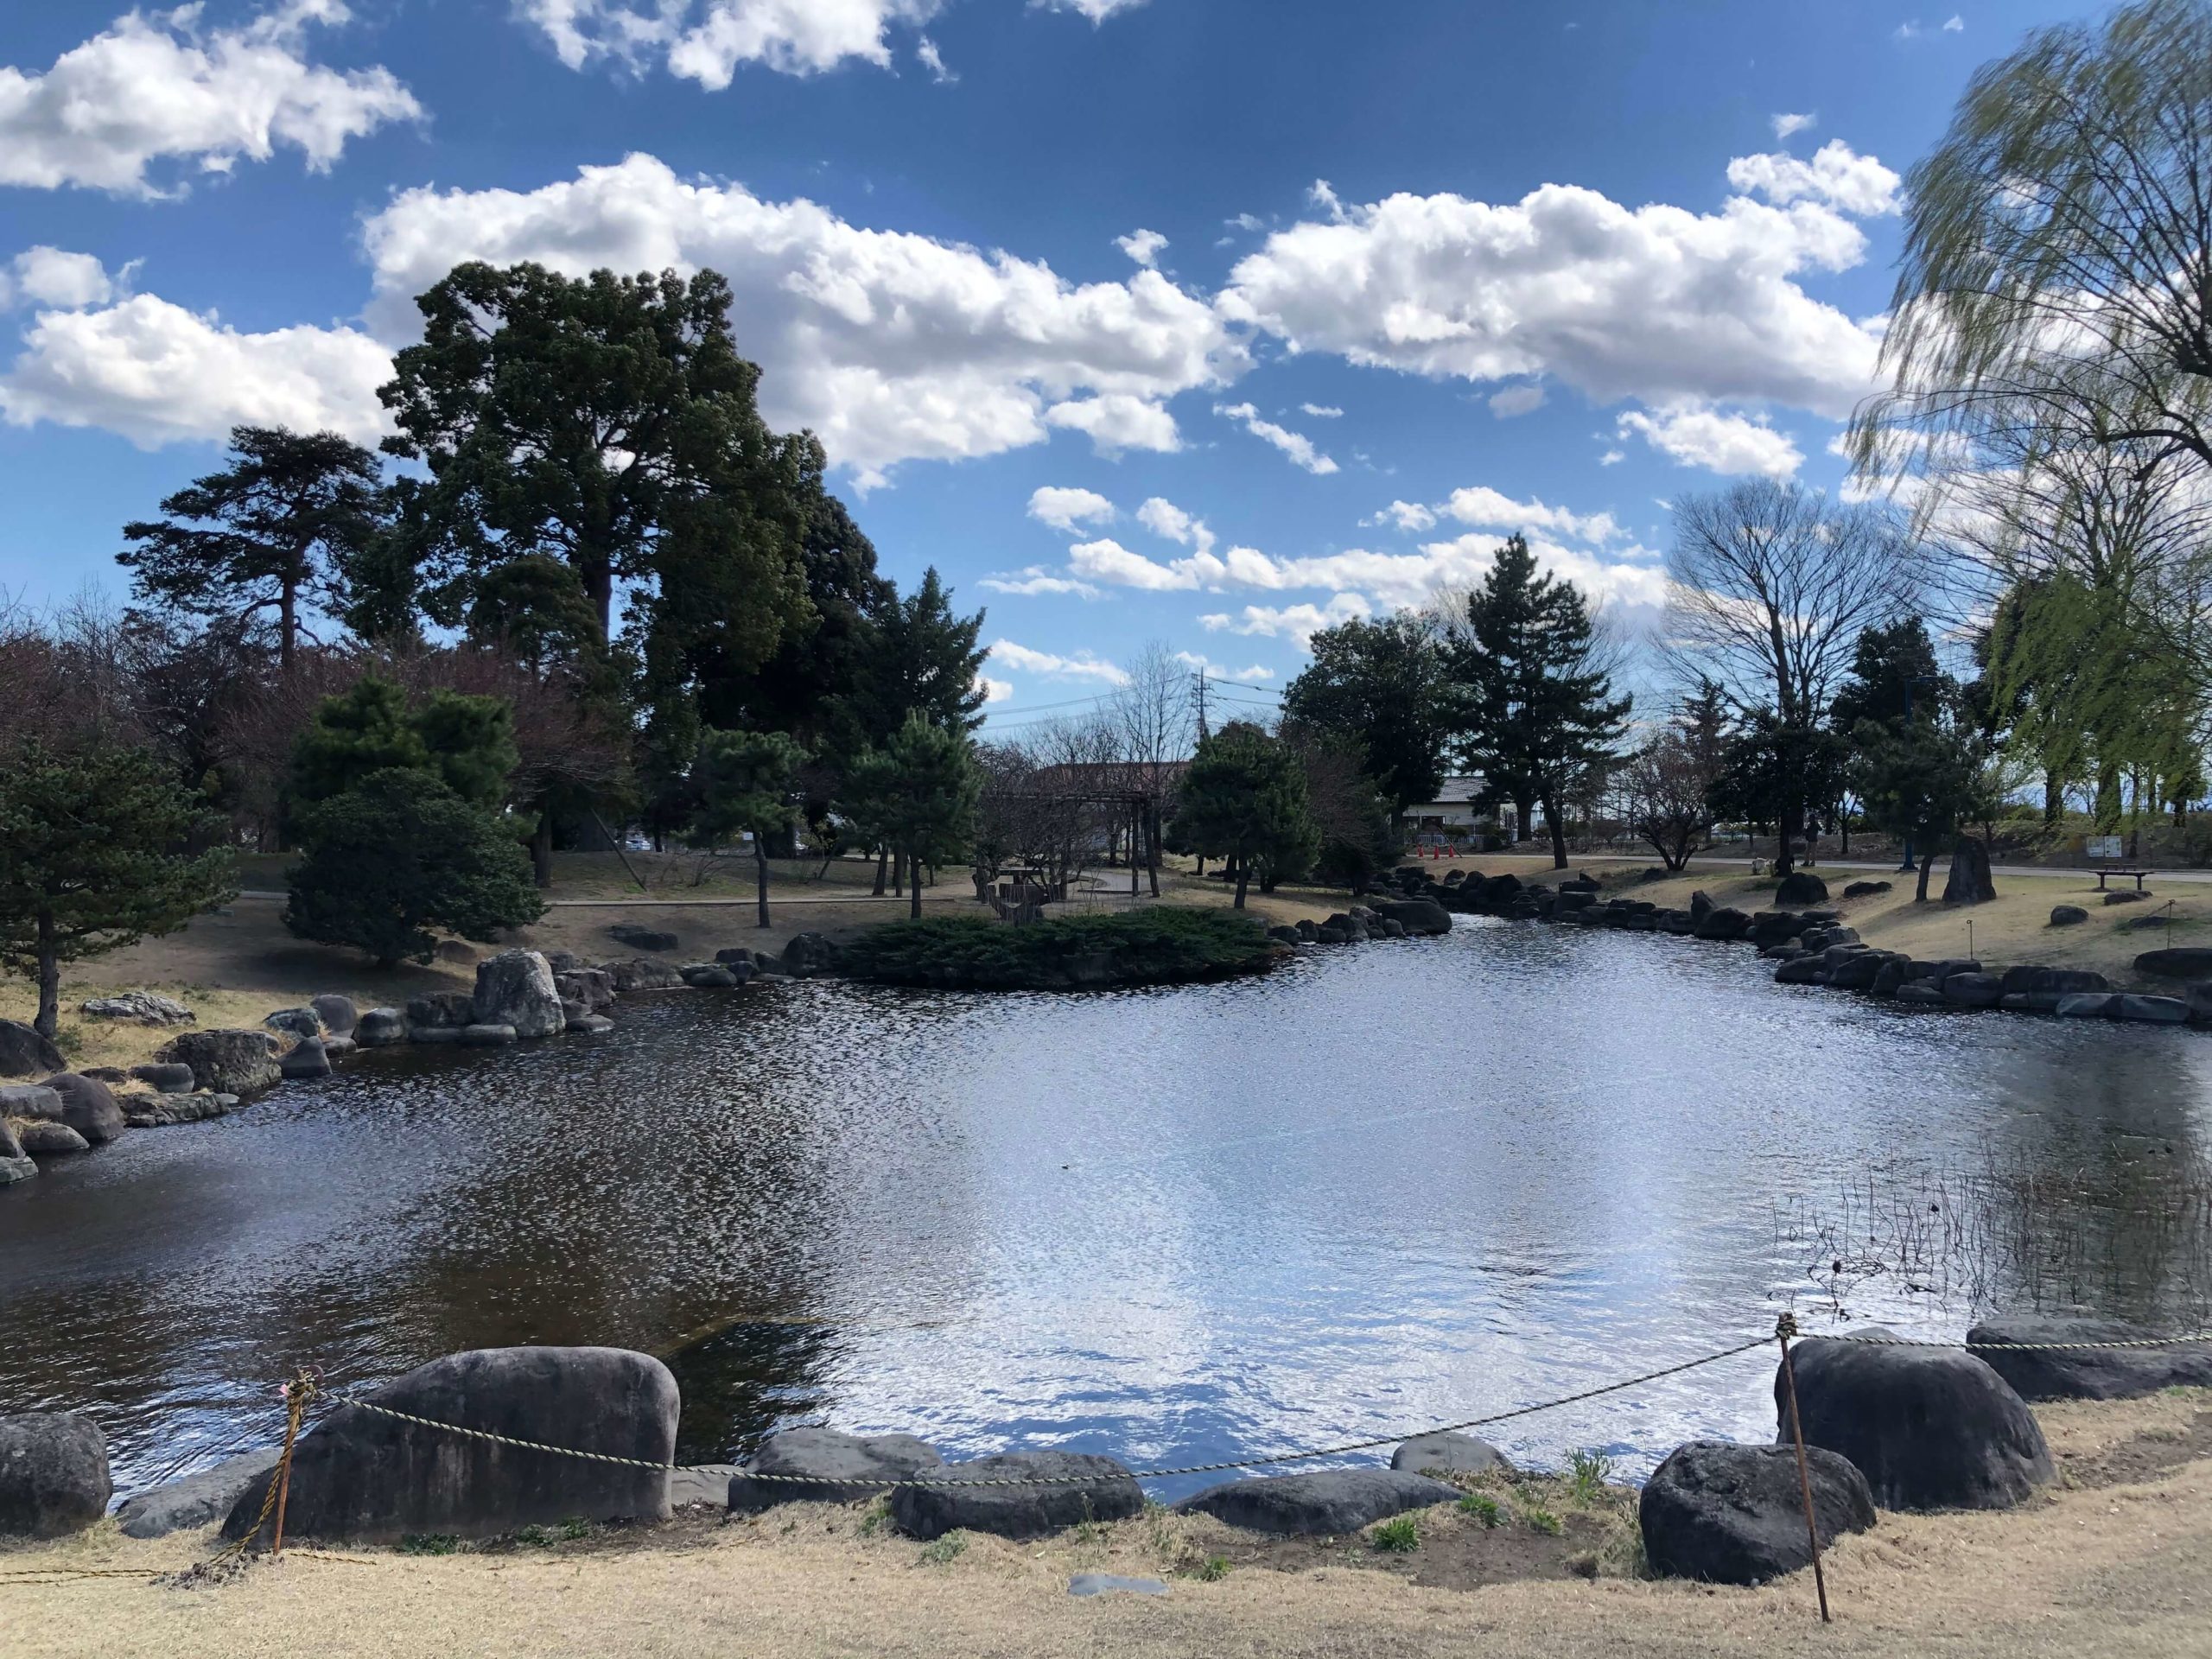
1776, 1320, 1832, 1624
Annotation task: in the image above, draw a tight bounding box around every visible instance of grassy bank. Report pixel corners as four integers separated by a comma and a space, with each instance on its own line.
841, 906, 1281, 990
4, 1390, 2207, 1659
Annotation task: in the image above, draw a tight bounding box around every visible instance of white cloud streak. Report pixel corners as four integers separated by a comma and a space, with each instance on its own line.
1617, 402, 1803, 477
987, 638, 1128, 683
1216, 400, 1338, 474
1027, 485, 1116, 531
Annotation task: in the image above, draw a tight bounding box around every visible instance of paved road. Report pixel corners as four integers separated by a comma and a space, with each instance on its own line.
1673, 855, 2212, 884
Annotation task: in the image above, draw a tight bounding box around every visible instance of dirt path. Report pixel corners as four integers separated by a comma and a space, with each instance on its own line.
5, 1393, 2209, 1659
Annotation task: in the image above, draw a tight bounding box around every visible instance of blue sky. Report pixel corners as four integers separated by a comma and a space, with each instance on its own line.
0, 0, 2092, 728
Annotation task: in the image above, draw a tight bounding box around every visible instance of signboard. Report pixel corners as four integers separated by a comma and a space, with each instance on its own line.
2086, 835, 2125, 861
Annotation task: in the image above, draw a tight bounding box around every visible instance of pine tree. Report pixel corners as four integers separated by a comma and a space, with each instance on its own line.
1280, 613, 1452, 819
840, 568, 988, 747
841, 713, 982, 918
688, 729, 808, 928
1446, 536, 1631, 868
289, 676, 520, 811
118, 425, 384, 672
0, 741, 237, 1037
1168, 722, 1320, 908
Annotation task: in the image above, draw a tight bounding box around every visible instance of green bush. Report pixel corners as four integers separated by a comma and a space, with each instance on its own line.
841, 906, 1278, 990
1370, 1514, 1421, 1553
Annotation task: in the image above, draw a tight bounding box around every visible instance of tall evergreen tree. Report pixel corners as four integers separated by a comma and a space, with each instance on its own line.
1280, 613, 1452, 820
688, 728, 808, 928
1168, 722, 1320, 908
1446, 537, 1631, 868
842, 713, 981, 919
839, 567, 988, 747
0, 741, 237, 1037
118, 425, 384, 672
290, 675, 520, 811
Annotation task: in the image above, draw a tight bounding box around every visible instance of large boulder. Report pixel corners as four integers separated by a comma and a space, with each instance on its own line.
554, 969, 616, 1013
0, 1083, 63, 1121
0, 1413, 111, 1537
781, 934, 843, 977
79, 991, 194, 1027
1688, 890, 1714, 922
473, 950, 564, 1039
1693, 906, 1751, 942
2049, 905, 2089, 927
1178, 1469, 1459, 1536
221, 1347, 678, 1545
1370, 898, 1452, 938
1842, 880, 1892, 899
1640, 1441, 1875, 1586
406, 990, 476, 1029
887, 1452, 1141, 1541
1775, 872, 1829, 905
1965, 1315, 2212, 1401
0, 1019, 65, 1078
1780, 1330, 2053, 1511
310, 995, 359, 1036
726, 1428, 944, 1511
1941, 836, 1998, 904
40, 1072, 124, 1145
264, 1007, 323, 1039
279, 1037, 332, 1080
355, 1007, 409, 1046
1827, 952, 1896, 992
118, 1448, 282, 1539
130, 1062, 196, 1094
2133, 947, 2212, 982
157, 1028, 280, 1095
0, 1119, 32, 1185
608, 923, 679, 953
2115, 994, 2191, 1024
16, 1122, 91, 1154
605, 958, 681, 993
679, 964, 741, 988
1942, 973, 2005, 1009
1390, 1432, 1509, 1477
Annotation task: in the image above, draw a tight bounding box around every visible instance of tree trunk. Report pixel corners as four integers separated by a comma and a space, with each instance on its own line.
1914, 851, 1935, 903
1513, 795, 1534, 845
2095, 764, 2121, 832
278, 581, 297, 674
1146, 801, 1161, 898
754, 843, 771, 928
1129, 805, 1140, 896
1232, 864, 1249, 909
1542, 793, 1568, 869
873, 845, 888, 896
2044, 769, 2066, 827
909, 850, 924, 919
532, 806, 554, 890
35, 922, 60, 1040
1941, 835, 1997, 904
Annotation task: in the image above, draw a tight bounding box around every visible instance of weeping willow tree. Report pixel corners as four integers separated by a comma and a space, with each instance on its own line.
1851, 0, 2212, 484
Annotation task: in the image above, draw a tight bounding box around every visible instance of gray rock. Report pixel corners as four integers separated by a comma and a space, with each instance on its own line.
405, 990, 477, 1029
130, 1062, 196, 1094
1370, 898, 1452, 937
713, 947, 756, 968
461, 1024, 518, 1046
1781, 1329, 2053, 1511
2133, 947, 2212, 981
117, 1448, 282, 1539
1827, 952, 1896, 991
1640, 1441, 1875, 1586
2000, 966, 2111, 997
1179, 1468, 1459, 1536
2057, 992, 2120, 1019
41, 1072, 124, 1144
608, 924, 680, 953
158, 1028, 281, 1095
782, 933, 843, 977
1965, 1315, 2212, 1401
0, 1019, 65, 1078
1842, 880, 1892, 899
1775, 872, 1830, 905
79, 991, 195, 1027
355, 1007, 409, 1046
889, 1452, 1141, 1541
1693, 906, 1751, 942
0, 1084, 63, 1121
1774, 957, 1829, 985
473, 950, 564, 1039
1894, 984, 1947, 1006
728, 1428, 944, 1511
2104, 889, 2149, 905
2049, 905, 2089, 926
567, 1014, 614, 1034
1689, 890, 1714, 922
1267, 925, 1302, 944
410, 1027, 463, 1045
1942, 972, 2004, 1008
311, 995, 359, 1036
222, 1346, 678, 1545
264, 1007, 323, 1039
0, 1135, 30, 1185
605, 958, 682, 992
2115, 994, 2191, 1024
1390, 1432, 1508, 1477
1068, 1573, 1168, 1597
0, 1413, 111, 1537
278, 1037, 332, 1080
16, 1120, 89, 1155
554, 969, 617, 1012
1294, 919, 1319, 942
668, 1464, 743, 1509
679, 964, 741, 988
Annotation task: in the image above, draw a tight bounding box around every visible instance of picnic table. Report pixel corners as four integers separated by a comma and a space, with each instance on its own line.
2092, 868, 2155, 892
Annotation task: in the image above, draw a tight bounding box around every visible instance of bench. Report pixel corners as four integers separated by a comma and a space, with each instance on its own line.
2092, 868, 2155, 892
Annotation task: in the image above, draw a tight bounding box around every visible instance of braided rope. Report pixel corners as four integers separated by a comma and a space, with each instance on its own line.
326, 1334, 1777, 1489
1821, 1331, 2212, 1351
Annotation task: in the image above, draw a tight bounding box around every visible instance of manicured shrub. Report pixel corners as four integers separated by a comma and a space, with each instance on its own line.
841, 906, 1277, 990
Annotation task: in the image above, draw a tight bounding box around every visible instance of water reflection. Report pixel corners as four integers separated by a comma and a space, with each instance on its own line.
3, 923, 2208, 1498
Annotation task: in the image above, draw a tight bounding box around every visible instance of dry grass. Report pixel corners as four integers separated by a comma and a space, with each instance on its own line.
3, 1394, 2209, 1659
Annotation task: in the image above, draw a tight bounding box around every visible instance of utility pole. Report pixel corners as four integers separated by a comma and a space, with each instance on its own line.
1193, 668, 1209, 740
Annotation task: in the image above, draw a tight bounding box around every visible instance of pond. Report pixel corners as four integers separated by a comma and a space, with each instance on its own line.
4, 917, 2209, 1502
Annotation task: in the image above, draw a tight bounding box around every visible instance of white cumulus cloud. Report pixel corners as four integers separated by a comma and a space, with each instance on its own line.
1216, 400, 1338, 474
987, 638, 1128, 684
0, 247, 119, 310
1135, 495, 1216, 556
1027, 485, 1117, 531
1116, 228, 1167, 267
1617, 402, 1803, 477
360, 154, 1235, 484
977, 674, 1015, 702
1299, 402, 1343, 417
1487, 383, 1546, 418
1034, 0, 1152, 19
0, 3, 421, 196
1726, 139, 1903, 218
1771, 111, 1817, 139
0, 291, 393, 448
1199, 596, 1371, 646
518, 0, 940, 85
977, 565, 1101, 599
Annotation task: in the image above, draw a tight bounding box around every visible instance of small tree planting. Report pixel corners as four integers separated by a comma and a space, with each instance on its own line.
1168, 723, 1320, 908
0, 741, 237, 1037
842, 714, 982, 920
689, 729, 808, 927
1851, 713, 1995, 903
284, 768, 544, 967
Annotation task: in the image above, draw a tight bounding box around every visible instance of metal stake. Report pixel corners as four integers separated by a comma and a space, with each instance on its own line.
1776, 1318, 1832, 1624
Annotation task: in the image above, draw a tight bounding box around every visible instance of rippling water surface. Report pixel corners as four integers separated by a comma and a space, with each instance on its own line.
5, 917, 2210, 1499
